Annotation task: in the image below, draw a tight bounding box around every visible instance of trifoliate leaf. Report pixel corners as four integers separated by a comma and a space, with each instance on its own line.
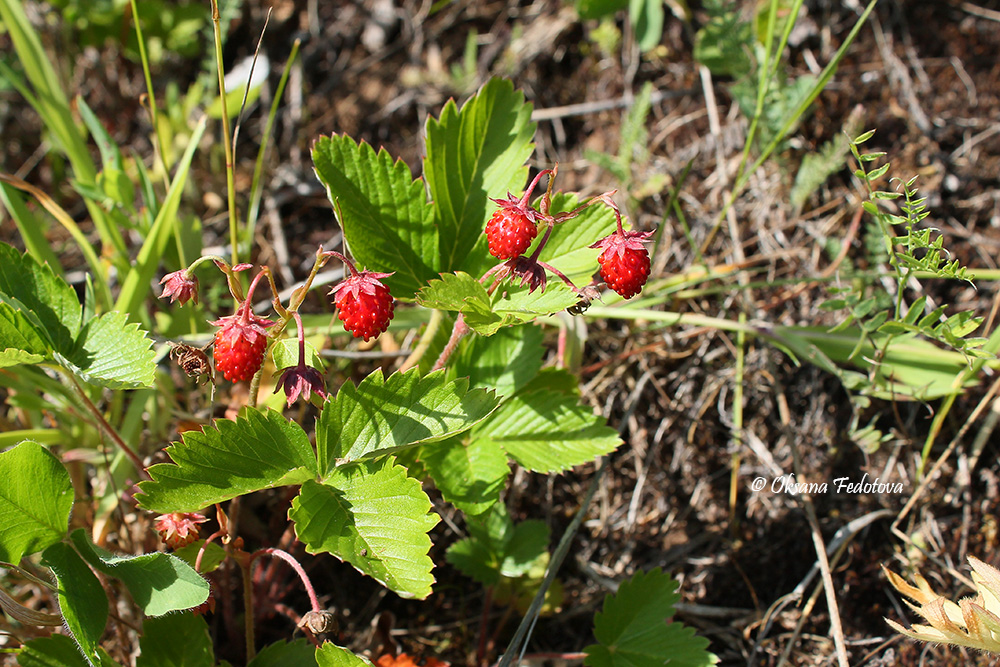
424, 77, 536, 279
584, 568, 718, 667
137, 408, 317, 513
0, 441, 73, 563
291, 459, 439, 599
313, 134, 437, 298
316, 368, 498, 475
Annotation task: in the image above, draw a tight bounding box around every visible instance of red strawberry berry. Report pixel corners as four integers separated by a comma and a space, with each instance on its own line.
485, 205, 538, 259
591, 229, 654, 299
331, 270, 395, 342
211, 308, 273, 382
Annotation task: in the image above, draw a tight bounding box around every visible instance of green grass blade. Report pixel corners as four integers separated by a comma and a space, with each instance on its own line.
0, 183, 62, 274
114, 115, 208, 320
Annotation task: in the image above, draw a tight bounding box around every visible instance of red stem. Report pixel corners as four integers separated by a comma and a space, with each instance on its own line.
517, 169, 553, 208
250, 547, 322, 612
321, 250, 358, 277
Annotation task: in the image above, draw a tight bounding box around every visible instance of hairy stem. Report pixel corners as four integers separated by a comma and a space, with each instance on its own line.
432, 313, 470, 371
251, 548, 322, 612
68, 374, 148, 480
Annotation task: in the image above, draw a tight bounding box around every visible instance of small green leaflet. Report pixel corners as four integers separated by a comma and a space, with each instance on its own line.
71, 530, 209, 616
0, 302, 47, 368
58, 311, 157, 390
315, 643, 374, 667
312, 134, 437, 298
416, 272, 580, 337
291, 459, 439, 599
584, 568, 718, 667
474, 369, 622, 472
424, 77, 536, 279
423, 436, 509, 515
316, 368, 498, 475
137, 408, 317, 513
447, 504, 549, 585
453, 324, 545, 398
0, 241, 81, 353
0, 441, 73, 563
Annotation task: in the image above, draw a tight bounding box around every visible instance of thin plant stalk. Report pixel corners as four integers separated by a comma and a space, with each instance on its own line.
127, 0, 169, 185
209, 0, 240, 266
245, 38, 302, 248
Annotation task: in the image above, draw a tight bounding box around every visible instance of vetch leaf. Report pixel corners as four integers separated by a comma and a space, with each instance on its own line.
59, 311, 156, 389
71, 530, 209, 616
291, 459, 439, 599
316, 368, 498, 474
312, 134, 437, 298
423, 436, 509, 515
475, 370, 621, 472
584, 568, 718, 667
40, 542, 107, 666
136, 613, 214, 667
137, 408, 317, 513
424, 78, 536, 278
0, 242, 81, 353
0, 441, 73, 563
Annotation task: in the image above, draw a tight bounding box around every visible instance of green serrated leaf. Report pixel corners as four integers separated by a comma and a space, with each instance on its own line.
584, 568, 718, 667
423, 436, 509, 515
315, 643, 374, 667
291, 459, 440, 599
0, 242, 81, 353
248, 639, 319, 667
0, 302, 48, 367
446, 503, 511, 585
41, 542, 108, 666
59, 311, 156, 389
416, 271, 490, 312
316, 369, 499, 473
500, 520, 549, 578
137, 408, 317, 513
71, 530, 209, 616
312, 134, 437, 298
424, 78, 536, 278
0, 441, 73, 563
454, 324, 544, 398
475, 370, 621, 472
137, 613, 214, 667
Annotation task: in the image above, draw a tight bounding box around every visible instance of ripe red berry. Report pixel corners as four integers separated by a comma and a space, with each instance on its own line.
591, 229, 654, 299
330, 270, 394, 342
485, 206, 538, 259
211, 309, 273, 382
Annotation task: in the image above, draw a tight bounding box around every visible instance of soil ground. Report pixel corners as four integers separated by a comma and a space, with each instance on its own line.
3, 1, 1000, 666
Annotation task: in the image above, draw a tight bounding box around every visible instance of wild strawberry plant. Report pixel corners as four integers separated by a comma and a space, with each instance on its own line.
0, 76, 716, 667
